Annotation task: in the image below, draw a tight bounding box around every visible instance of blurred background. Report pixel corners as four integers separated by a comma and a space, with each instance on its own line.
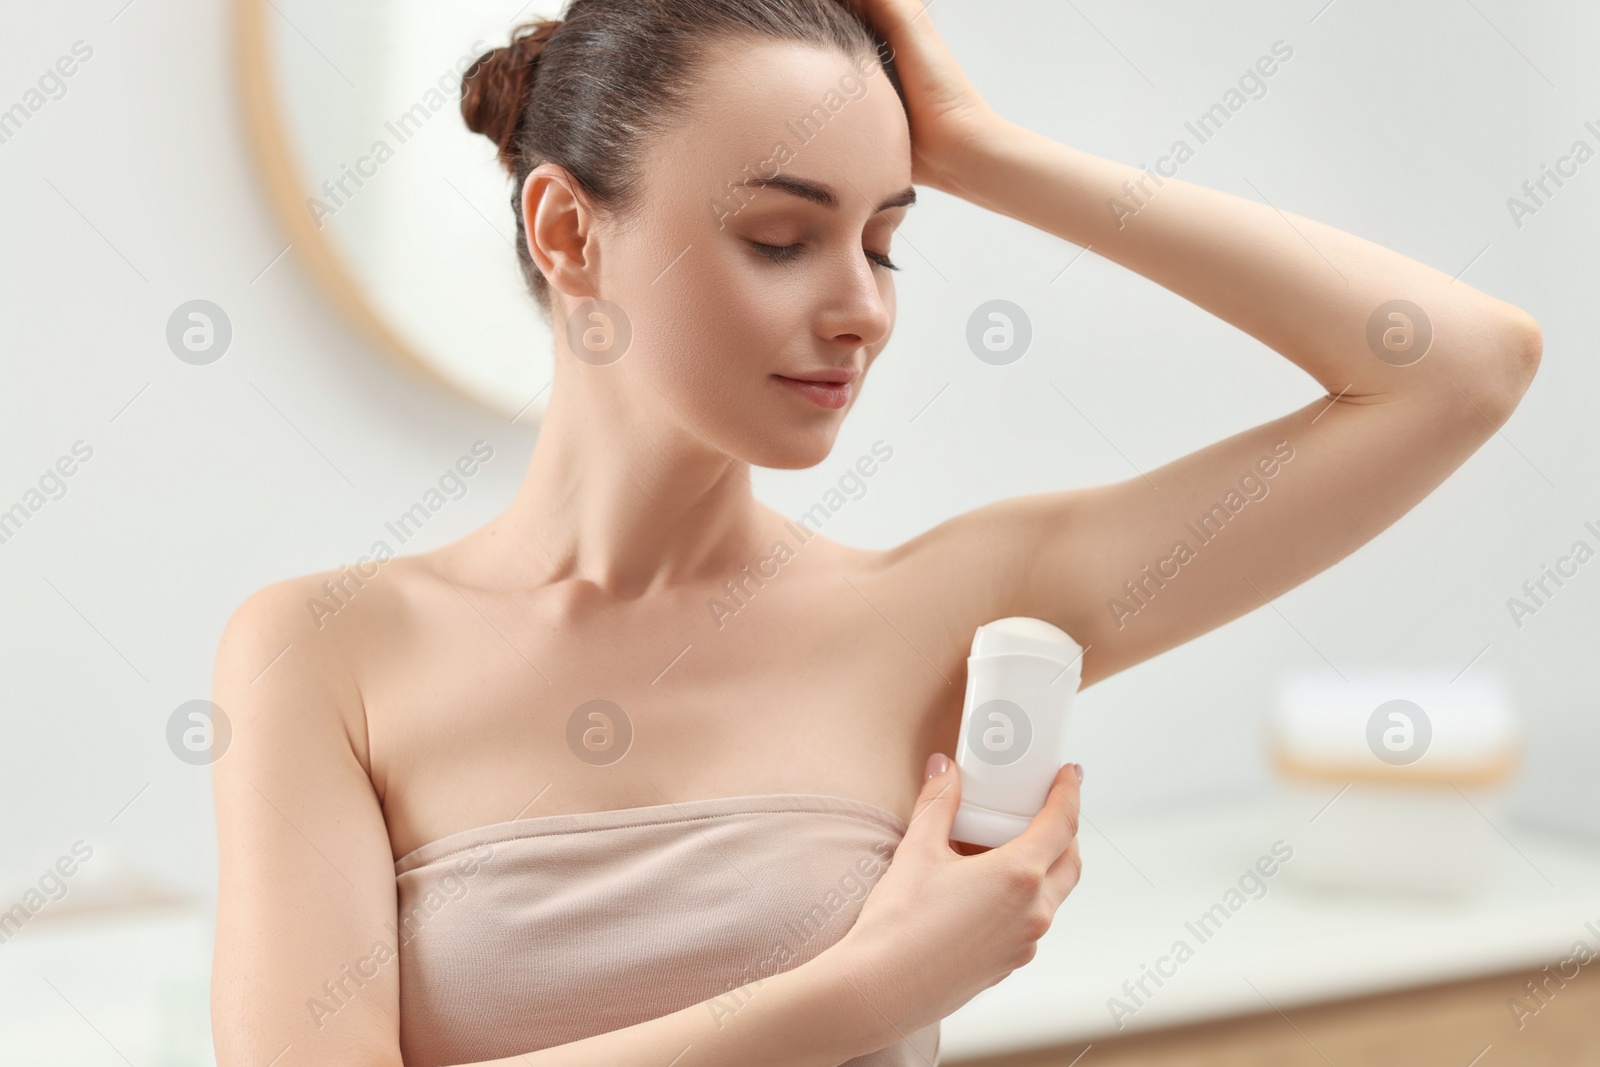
2, 0, 1597, 1063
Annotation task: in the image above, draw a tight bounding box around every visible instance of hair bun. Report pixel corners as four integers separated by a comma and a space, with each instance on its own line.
460, 19, 562, 172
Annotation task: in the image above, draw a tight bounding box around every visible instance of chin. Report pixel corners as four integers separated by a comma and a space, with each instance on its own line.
738, 421, 842, 470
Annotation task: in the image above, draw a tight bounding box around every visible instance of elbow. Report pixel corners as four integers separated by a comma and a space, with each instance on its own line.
1516, 308, 1543, 375
1505, 307, 1543, 381
1460, 307, 1542, 428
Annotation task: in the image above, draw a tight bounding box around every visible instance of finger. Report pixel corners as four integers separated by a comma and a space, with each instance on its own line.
903, 751, 961, 853
838, 0, 926, 34
1042, 833, 1082, 908
997, 762, 1081, 870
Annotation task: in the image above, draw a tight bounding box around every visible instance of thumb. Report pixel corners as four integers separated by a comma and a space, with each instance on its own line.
904, 752, 960, 849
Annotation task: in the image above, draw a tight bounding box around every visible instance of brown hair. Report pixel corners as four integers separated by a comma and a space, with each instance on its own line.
458, 0, 903, 320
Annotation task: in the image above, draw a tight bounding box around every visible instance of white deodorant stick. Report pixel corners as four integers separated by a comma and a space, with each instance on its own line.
950, 616, 1085, 848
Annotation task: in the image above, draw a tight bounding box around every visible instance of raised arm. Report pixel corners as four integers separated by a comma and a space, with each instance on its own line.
209, 579, 894, 1067
955, 118, 1537, 685
860, 1, 1541, 685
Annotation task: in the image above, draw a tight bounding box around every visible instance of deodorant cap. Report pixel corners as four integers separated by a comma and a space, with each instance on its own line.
971, 616, 1084, 668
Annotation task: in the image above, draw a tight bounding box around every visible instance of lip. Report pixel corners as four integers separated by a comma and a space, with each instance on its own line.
778, 367, 860, 384
774, 374, 854, 410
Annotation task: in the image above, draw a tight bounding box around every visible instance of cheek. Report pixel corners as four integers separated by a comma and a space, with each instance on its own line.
611, 264, 773, 428
601, 218, 814, 393
659, 255, 799, 364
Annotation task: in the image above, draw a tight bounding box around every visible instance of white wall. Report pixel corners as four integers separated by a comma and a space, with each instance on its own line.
2, 0, 1596, 922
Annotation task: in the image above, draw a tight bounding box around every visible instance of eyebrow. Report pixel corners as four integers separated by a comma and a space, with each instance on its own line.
741, 174, 917, 213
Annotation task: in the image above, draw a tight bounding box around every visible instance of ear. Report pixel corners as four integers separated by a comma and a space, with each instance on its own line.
521, 163, 601, 301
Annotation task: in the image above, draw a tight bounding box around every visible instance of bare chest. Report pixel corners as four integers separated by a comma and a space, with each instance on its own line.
357, 551, 969, 861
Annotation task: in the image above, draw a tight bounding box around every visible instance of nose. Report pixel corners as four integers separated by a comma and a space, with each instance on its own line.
818, 249, 893, 352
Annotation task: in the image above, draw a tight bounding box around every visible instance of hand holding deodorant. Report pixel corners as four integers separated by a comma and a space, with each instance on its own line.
950, 617, 1084, 848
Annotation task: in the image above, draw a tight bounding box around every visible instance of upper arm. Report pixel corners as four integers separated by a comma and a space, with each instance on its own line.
901, 330, 1540, 691
210, 579, 401, 1067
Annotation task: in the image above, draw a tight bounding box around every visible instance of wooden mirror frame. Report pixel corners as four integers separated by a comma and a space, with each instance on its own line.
234, 0, 522, 418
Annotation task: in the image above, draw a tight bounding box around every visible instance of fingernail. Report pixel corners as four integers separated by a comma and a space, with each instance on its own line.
925, 752, 949, 779
1072, 762, 1084, 783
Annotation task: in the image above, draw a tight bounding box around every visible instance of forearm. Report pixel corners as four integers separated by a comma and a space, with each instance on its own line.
455, 944, 892, 1067
950, 119, 1538, 406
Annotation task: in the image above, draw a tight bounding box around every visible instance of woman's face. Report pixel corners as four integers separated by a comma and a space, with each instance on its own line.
580, 38, 915, 470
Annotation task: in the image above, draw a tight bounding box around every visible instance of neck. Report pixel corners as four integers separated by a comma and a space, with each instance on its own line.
488, 366, 773, 599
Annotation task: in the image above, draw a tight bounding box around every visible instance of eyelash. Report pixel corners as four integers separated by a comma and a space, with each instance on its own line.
750, 241, 900, 272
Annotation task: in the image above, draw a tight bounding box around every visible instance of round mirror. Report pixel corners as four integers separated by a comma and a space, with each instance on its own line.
238, 0, 557, 422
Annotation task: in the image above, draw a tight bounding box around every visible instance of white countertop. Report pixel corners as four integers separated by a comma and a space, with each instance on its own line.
940, 796, 1600, 1060
6, 797, 1598, 1065
0, 904, 213, 1065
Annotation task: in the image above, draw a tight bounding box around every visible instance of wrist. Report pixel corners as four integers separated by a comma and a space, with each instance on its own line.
934, 111, 1026, 206
803, 935, 902, 1060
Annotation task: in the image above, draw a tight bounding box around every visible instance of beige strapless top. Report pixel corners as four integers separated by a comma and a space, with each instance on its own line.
393, 792, 941, 1066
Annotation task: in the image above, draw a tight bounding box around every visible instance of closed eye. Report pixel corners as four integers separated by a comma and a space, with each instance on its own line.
749, 241, 900, 272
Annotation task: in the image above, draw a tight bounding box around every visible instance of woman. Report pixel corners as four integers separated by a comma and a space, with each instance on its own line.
209, 0, 1541, 1064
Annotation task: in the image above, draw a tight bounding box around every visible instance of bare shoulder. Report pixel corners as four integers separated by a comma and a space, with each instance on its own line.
221, 550, 444, 660
211, 556, 429, 780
